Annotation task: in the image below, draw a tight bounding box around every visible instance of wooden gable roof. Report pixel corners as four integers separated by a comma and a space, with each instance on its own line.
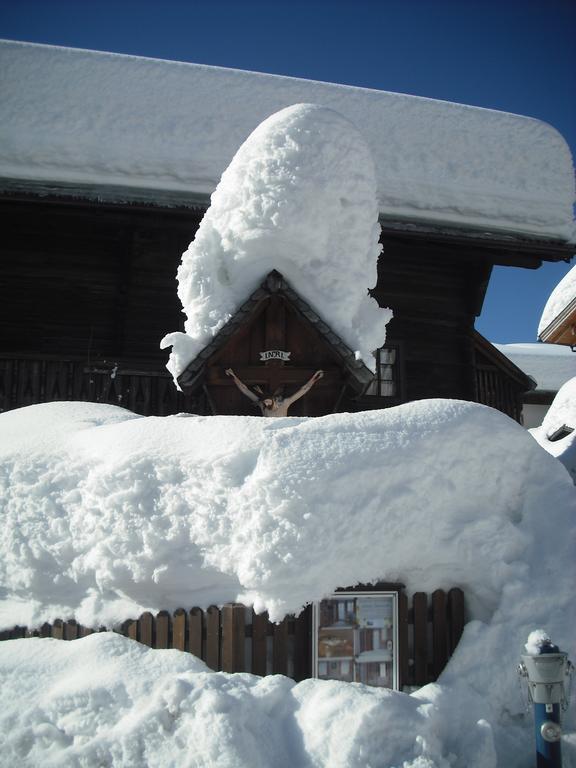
177, 270, 375, 417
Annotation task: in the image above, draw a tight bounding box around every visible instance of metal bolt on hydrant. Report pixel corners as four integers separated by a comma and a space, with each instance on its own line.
518, 631, 573, 768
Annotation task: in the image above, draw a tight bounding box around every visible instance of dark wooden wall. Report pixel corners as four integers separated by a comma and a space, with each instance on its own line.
1, 198, 198, 366
0, 196, 526, 418
371, 236, 487, 405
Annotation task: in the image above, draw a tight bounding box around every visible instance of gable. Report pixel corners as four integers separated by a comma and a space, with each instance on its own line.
177, 271, 374, 417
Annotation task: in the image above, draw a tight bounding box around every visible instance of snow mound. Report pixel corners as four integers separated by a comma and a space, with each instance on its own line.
539, 263, 576, 336
1, 40, 575, 242
0, 632, 498, 768
161, 103, 391, 379
0, 400, 575, 767
530, 376, 576, 481
0, 399, 574, 628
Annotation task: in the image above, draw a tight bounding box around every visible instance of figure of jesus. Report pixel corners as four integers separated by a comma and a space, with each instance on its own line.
225, 368, 324, 417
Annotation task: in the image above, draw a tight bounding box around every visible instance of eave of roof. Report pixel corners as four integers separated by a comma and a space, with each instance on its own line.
177, 270, 375, 393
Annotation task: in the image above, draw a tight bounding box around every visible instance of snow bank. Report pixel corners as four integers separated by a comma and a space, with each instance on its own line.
539, 262, 576, 335
0, 400, 575, 766
495, 342, 576, 391
0, 399, 574, 627
0, 632, 498, 768
1, 40, 574, 241
530, 376, 576, 481
161, 104, 390, 378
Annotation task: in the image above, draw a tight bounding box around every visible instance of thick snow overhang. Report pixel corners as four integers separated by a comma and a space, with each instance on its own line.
177, 270, 375, 394
538, 264, 576, 345
1, 39, 575, 245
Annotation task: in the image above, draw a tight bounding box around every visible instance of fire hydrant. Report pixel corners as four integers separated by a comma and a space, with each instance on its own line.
518, 631, 573, 768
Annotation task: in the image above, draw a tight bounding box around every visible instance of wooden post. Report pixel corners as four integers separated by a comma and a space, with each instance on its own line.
221, 604, 245, 673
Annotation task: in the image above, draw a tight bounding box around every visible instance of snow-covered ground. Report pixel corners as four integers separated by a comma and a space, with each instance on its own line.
161, 104, 391, 380
0, 631, 501, 768
1, 40, 574, 242
0, 399, 574, 766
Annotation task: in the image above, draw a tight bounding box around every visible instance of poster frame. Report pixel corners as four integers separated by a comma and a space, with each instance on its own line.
312, 590, 399, 690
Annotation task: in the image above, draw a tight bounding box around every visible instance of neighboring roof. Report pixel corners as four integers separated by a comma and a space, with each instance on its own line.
177, 270, 375, 393
1, 40, 575, 243
474, 333, 534, 390
538, 263, 576, 343
494, 342, 576, 392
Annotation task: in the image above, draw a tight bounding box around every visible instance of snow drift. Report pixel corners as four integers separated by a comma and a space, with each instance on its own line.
0, 399, 573, 628
0, 399, 575, 766
0, 632, 499, 768
531, 375, 576, 482
161, 103, 391, 380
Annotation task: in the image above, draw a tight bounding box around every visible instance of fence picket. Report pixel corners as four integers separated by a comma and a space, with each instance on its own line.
139, 613, 154, 647
398, 591, 409, 689
51, 619, 64, 640
272, 617, 289, 676
205, 606, 220, 670
447, 588, 465, 654
64, 620, 78, 640
173, 609, 187, 652
293, 605, 312, 682
432, 590, 448, 680
251, 610, 268, 677
222, 604, 245, 673
155, 611, 170, 649
412, 592, 428, 686
189, 608, 203, 659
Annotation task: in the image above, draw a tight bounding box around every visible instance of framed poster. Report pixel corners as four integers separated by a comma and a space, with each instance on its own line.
313, 591, 399, 689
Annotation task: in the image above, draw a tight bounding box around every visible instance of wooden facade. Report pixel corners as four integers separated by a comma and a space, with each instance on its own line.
0, 191, 554, 421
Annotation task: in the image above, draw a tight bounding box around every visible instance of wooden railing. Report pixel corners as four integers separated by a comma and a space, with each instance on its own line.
0, 354, 189, 417
0, 588, 465, 689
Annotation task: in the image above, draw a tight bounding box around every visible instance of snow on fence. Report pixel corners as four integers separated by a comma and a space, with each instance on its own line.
0, 588, 465, 688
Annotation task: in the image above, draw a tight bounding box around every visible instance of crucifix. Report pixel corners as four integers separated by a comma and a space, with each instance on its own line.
225, 367, 324, 417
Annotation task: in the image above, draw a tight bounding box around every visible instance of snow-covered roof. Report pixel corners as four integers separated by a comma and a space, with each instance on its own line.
538, 263, 576, 337
494, 342, 576, 392
1, 39, 575, 242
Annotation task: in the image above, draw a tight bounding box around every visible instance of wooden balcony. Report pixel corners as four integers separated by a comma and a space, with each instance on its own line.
0, 354, 190, 417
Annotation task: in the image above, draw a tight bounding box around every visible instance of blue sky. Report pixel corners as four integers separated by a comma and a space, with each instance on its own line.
1, 0, 574, 343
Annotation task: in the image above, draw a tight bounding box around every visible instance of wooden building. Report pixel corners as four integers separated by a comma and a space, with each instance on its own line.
1, 41, 574, 421
2, 187, 565, 422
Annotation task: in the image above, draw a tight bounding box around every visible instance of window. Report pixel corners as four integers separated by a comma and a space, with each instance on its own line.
366, 346, 400, 398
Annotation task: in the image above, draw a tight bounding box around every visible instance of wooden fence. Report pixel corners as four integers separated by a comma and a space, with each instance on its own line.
0, 588, 464, 689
